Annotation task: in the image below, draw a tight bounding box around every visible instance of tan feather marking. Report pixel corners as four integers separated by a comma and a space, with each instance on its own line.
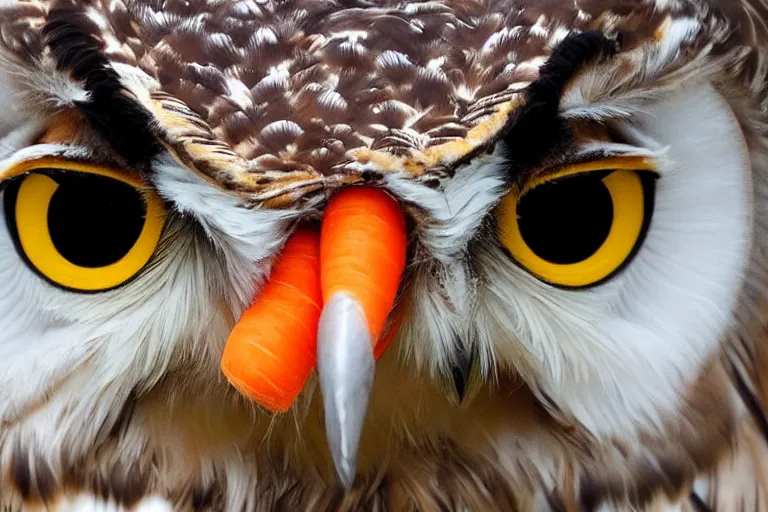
345, 98, 519, 176
37, 110, 83, 144
654, 16, 672, 42
148, 91, 330, 207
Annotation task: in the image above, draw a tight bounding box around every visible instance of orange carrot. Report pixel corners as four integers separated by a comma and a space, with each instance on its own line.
320, 187, 407, 352
374, 308, 403, 360
220, 229, 322, 412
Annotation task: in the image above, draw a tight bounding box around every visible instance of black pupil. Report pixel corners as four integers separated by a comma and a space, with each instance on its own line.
47, 173, 147, 267
517, 172, 614, 265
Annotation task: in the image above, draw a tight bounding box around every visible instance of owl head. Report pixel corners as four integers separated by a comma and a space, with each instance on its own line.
1, 0, 767, 510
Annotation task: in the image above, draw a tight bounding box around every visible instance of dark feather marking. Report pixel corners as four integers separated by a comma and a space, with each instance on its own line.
10, 447, 31, 499
451, 359, 468, 402
578, 477, 599, 512
451, 336, 474, 402
502, 31, 619, 182
690, 491, 713, 512
579, 454, 692, 512
191, 487, 214, 509
729, 358, 768, 444
10, 446, 56, 503
545, 490, 568, 512
31, 457, 56, 504
274, 482, 309, 512
59, 451, 149, 508
105, 463, 148, 506
107, 393, 137, 440
42, 2, 161, 168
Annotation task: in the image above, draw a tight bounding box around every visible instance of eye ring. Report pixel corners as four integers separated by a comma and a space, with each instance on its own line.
3, 161, 166, 292
496, 168, 656, 289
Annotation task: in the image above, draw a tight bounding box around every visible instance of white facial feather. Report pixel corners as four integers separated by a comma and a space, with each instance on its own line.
0, 52, 90, 120
0, 151, 295, 486
385, 147, 508, 265
151, 155, 298, 305
383, 148, 508, 374
0, 208, 220, 460
378, 82, 753, 442
476, 83, 752, 437
34, 493, 173, 512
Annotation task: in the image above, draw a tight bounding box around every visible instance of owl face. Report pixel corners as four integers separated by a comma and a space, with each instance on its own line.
0, 0, 766, 509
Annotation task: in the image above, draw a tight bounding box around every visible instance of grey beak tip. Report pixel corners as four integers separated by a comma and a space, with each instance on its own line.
317, 293, 375, 490
338, 465, 356, 490
326, 409, 361, 490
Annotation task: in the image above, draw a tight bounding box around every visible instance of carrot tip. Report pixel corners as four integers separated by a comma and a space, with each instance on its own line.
220, 229, 322, 412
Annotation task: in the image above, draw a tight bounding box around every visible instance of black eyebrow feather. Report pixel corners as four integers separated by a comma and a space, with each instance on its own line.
501, 31, 619, 180
41, 4, 161, 168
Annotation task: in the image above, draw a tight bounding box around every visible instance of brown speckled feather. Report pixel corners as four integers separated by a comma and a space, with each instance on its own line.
0, 0, 700, 207
0, 0, 764, 207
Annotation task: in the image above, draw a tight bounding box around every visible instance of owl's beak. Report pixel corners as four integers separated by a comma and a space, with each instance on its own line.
316, 187, 406, 489
316, 292, 375, 488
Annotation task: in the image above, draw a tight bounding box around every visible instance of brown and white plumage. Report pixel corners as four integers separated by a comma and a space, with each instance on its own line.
0, 0, 767, 510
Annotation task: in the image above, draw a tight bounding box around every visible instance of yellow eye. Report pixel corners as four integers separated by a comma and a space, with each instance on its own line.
3, 161, 166, 292
496, 164, 656, 288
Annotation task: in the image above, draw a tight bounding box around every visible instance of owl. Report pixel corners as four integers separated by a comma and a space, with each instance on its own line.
0, 0, 767, 510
